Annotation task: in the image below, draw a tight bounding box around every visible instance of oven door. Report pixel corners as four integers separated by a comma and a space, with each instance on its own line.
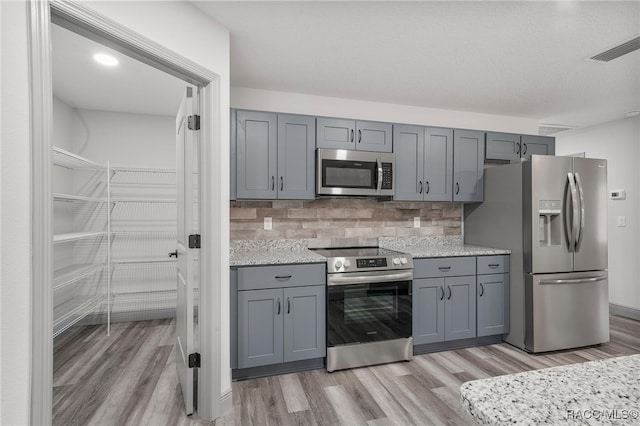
327, 270, 412, 347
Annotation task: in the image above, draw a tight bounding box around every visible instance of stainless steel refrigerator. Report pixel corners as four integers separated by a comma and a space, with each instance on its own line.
465, 155, 609, 352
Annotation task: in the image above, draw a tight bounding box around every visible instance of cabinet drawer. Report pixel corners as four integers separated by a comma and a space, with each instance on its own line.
414, 257, 476, 278
238, 264, 326, 291
477, 255, 510, 275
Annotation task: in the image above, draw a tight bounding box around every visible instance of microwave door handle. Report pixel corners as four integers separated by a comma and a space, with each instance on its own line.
376, 158, 383, 194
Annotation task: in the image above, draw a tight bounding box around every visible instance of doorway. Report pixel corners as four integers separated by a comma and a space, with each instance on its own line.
29, 1, 225, 424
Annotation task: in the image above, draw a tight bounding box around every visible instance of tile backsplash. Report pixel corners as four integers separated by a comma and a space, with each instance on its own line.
230, 198, 462, 247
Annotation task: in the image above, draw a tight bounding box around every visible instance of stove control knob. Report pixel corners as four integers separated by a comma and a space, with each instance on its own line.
334, 260, 343, 270
343, 259, 351, 268
400, 257, 408, 265
392, 258, 401, 265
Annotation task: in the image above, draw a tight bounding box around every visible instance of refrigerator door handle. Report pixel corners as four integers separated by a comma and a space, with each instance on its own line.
567, 173, 579, 252
539, 275, 607, 285
574, 172, 585, 252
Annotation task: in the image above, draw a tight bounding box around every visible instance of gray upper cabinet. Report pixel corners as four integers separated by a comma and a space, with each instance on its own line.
317, 117, 392, 152
236, 110, 278, 199
453, 129, 484, 202
521, 135, 555, 160
393, 125, 453, 202
486, 132, 555, 161
283, 285, 325, 362
235, 110, 315, 200
277, 114, 315, 199
425, 127, 454, 201
230, 109, 237, 200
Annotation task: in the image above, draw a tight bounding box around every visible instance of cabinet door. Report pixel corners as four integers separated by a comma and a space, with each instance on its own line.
277, 114, 315, 200
521, 135, 555, 159
485, 132, 521, 161
236, 111, 277, 199
424, 127, 454, 201
356, 121, 393, 152
237, 288, 284, 369
413, 278, 445, 345
477, 273, 510, 337
283, 285, 326, 362
444, 275, 477, 341
316, 117, 356, 150
453, 130, 484, 202
393, 125, 424, 201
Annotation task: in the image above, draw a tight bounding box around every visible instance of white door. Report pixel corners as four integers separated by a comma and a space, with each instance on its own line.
175, 87, 199, 415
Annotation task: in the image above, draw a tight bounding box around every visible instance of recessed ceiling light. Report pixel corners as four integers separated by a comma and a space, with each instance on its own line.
93, 53, 118, 67
625, 110, 640, 118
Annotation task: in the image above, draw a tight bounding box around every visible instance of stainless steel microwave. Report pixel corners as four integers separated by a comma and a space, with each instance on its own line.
316, 148, 395, 196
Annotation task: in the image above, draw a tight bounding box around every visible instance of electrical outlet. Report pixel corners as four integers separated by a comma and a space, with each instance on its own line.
617, 216, 626, 227
264, 217, 272, 230
413, 217, 420, 228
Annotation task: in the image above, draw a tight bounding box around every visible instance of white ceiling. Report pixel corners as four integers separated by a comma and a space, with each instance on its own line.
52, 1, 640, 130
52, 24, 187, 116
194, 0, 640, 130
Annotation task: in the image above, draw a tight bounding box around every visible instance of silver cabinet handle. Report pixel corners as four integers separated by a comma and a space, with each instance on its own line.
425, 181, 430, 194
275, 275, 292, 280
358, 129, 362, 143
419, 181, 423, 194
539, 275, 607, 285
479, 283, 484, 297
280, 176, 284, 191
438, 266, 451, 272
522, 143, 528, 156
455, 182, 460, 195
447, 286, 452, 300
287, 297, 291, 314
574, 172, 585, 252
271, 176, 275, 191
439, 286, 444, 301
276, 298, 281, 315
516, 142, 521, 155
350, 129, 354, 143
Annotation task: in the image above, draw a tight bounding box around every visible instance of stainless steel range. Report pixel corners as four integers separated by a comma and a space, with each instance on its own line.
313, 247, 413, 372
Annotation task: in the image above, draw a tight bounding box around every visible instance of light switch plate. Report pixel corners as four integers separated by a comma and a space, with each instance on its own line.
617, 216, 626, 227
413, 217, 420, 228
264, 217, 272, 230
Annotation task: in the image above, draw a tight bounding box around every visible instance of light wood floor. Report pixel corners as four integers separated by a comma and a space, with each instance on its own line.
53, 315, 640, 425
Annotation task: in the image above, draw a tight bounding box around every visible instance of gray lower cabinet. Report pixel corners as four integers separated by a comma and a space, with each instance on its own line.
234, 263, 326, 370
393, 125, 453, 201
453, 129, 485, 202
413, 257, 477, 345
476, 255, 510, 337
235, 110, 315, 200
486, 132, 555, 162
317, 117, 392, 152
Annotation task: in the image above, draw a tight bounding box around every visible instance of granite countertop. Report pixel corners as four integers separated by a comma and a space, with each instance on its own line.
460, 354, 640, 425
379, 236, 511, 258
230, 239, 326, 267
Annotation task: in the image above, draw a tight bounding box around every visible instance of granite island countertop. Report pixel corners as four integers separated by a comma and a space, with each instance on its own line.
460, 354, 640, 425
379, 236, 511, 258
230, 239, 326, 267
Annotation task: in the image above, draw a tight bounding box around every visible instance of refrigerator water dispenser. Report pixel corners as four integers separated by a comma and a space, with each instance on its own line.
538, 200, 562, 246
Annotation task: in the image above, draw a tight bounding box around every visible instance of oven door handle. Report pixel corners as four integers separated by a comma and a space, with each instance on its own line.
327, 270, 413, 286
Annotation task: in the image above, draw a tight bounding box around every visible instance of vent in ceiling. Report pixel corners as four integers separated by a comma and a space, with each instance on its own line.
538, 124, 575, 136
589, 36, 640, 62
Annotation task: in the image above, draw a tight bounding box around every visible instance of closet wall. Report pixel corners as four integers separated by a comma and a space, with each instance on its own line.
53, 96, 178, 325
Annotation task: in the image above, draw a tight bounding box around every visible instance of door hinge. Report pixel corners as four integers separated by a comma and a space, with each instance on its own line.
188, 234, 201, 249
188, 114, 200, 130
188, 352, 201, 368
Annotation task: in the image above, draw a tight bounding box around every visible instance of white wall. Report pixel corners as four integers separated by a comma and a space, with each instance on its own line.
70, 108, 175, 168
231, 87, 539, 134
1, 1, 32, 424
556, 117, 640, 311
1, 1, 230, 424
